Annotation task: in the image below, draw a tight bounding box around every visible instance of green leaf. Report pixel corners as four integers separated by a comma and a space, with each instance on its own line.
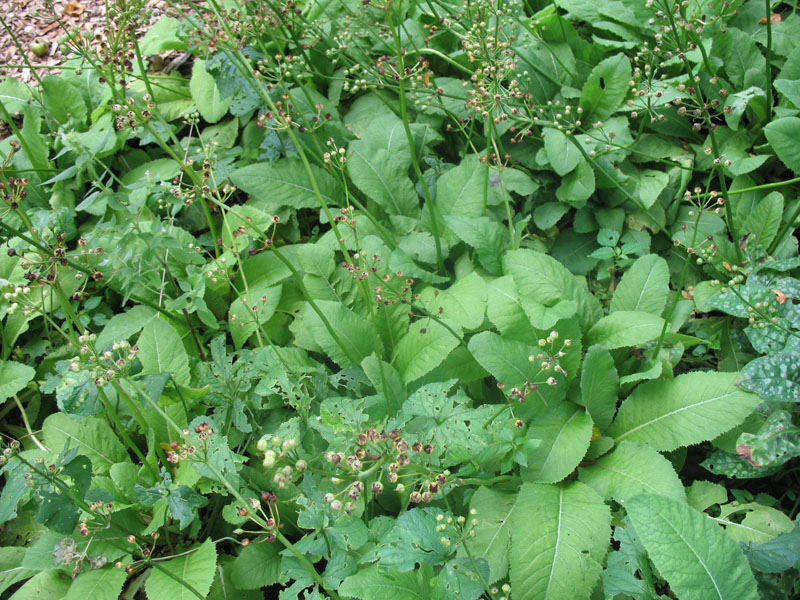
543, 128, 581, 176
301, 300, 377, 368
509, 482, 610, 600
555, 159, 595, 208
468, 331, 539, 391
608, 372, 762, 451
578, 440, 686, 503
626, 494, 759, 600
737, 410, 800, 469
579, 345, 618, 431
433, 558, 488, 600
420, 272, 486, 331
445, 215, 508, 275
742, 523, 800, 573
462, 488, 516, 584
8, 570, 71, 600
586, 311, 665, 349
347, 147, 420, 218
231, 541, 281, 590
521, 403, 593, 483
0, 547, 35, 595
503, 249, 601, 333
739, 350, 800, 402
579, 53, 631, 122
371, 507, 452, 571
138, 17, 188, 54
95, 305, 157, 351
230, 158, 339, 210
339, 565, 426, 600
486, 276, 576, 341
190, 60, 231, 124
42, 412, 128, 475
764, 117, 800, 173
741, 192, 783, 249
55, 370, 101, 418
138, 318, 191, 385
610, 254, 669, 316
436, 155, 488, 221
41, 75, 86, 125
0, 360, 35, 402
65, 566, 127, 600
145, 538, 217, 600
392, 319, 460, 384
229, 284, 282, 349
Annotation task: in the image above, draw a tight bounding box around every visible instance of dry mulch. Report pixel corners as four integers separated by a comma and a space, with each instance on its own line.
0, 0, 171, 83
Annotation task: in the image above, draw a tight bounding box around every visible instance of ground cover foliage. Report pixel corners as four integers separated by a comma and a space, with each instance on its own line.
1, 0, 800, 598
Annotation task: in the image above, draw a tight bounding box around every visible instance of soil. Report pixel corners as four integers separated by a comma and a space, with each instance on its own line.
0, 0, 172, 83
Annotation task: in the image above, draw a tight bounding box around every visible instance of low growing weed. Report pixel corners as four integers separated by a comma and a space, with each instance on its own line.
1, 0, 800, 598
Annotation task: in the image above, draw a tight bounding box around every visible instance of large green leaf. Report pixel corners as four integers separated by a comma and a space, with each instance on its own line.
145, 539, 217, 600
392, 320, 460, 384
610, 254, 669, 316
764, 117, 800, 173
578, 440, 686, 503
190, 60, 231, 123
608, 372, 761, 451
64, 566, 127, 600
339, 565, 426, 600
521, 403, 593, 483
7, 570, 71, 600
0, 547, 35, 596
579, 53, 631, 122
741, 192, 783, 249
436, 155, 488, 221
231, 541, 281, 590
579, 345, 618, 431
347, 147, 420, 217
229, 283, 282, 349
502, 249, 601, 333
42, 413, 128, 475
420, 272, 487, 331
95, 305, 157, 351
468, 331, 539, 391
509, 482, 610, 600
586, 311, 664, 349
230, 158, 340, 210
486, 276, 576, 341
301, 301, 377, 368
543, 128, 582, 176
138, 318, 191, 385
626, 494, 759, 600
41, 75, 86, 125
462, 488, 516, 584
0, 360, 35, 402
446, 215, 508, 275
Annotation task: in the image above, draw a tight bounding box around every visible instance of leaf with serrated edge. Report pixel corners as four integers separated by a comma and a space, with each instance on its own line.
521, 403, 593, 483
339, 565, 425, 600
578, 440, 686, 503
145, 539, 217, 600
610, 254, 669, 316
626, 494, 759, 600
461, 487, 516, 583
510, 482, 610, 600
608, 371, 761, 451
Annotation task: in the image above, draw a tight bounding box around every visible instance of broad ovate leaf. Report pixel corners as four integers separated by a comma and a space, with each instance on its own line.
586, 311, 664, 349
137, 318, 191, 385
521, 403, 593, 483
510, 482, 610, 600
608, 372, 761, 451
764, 116, 800, 173
578, 440, 686, 503
145, 539, 217, 600
579, 345, 619, 431
626, 494, 759, 600
610, 254, 669, 316
0, 360, 35, 402
462, 488, 517, 584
